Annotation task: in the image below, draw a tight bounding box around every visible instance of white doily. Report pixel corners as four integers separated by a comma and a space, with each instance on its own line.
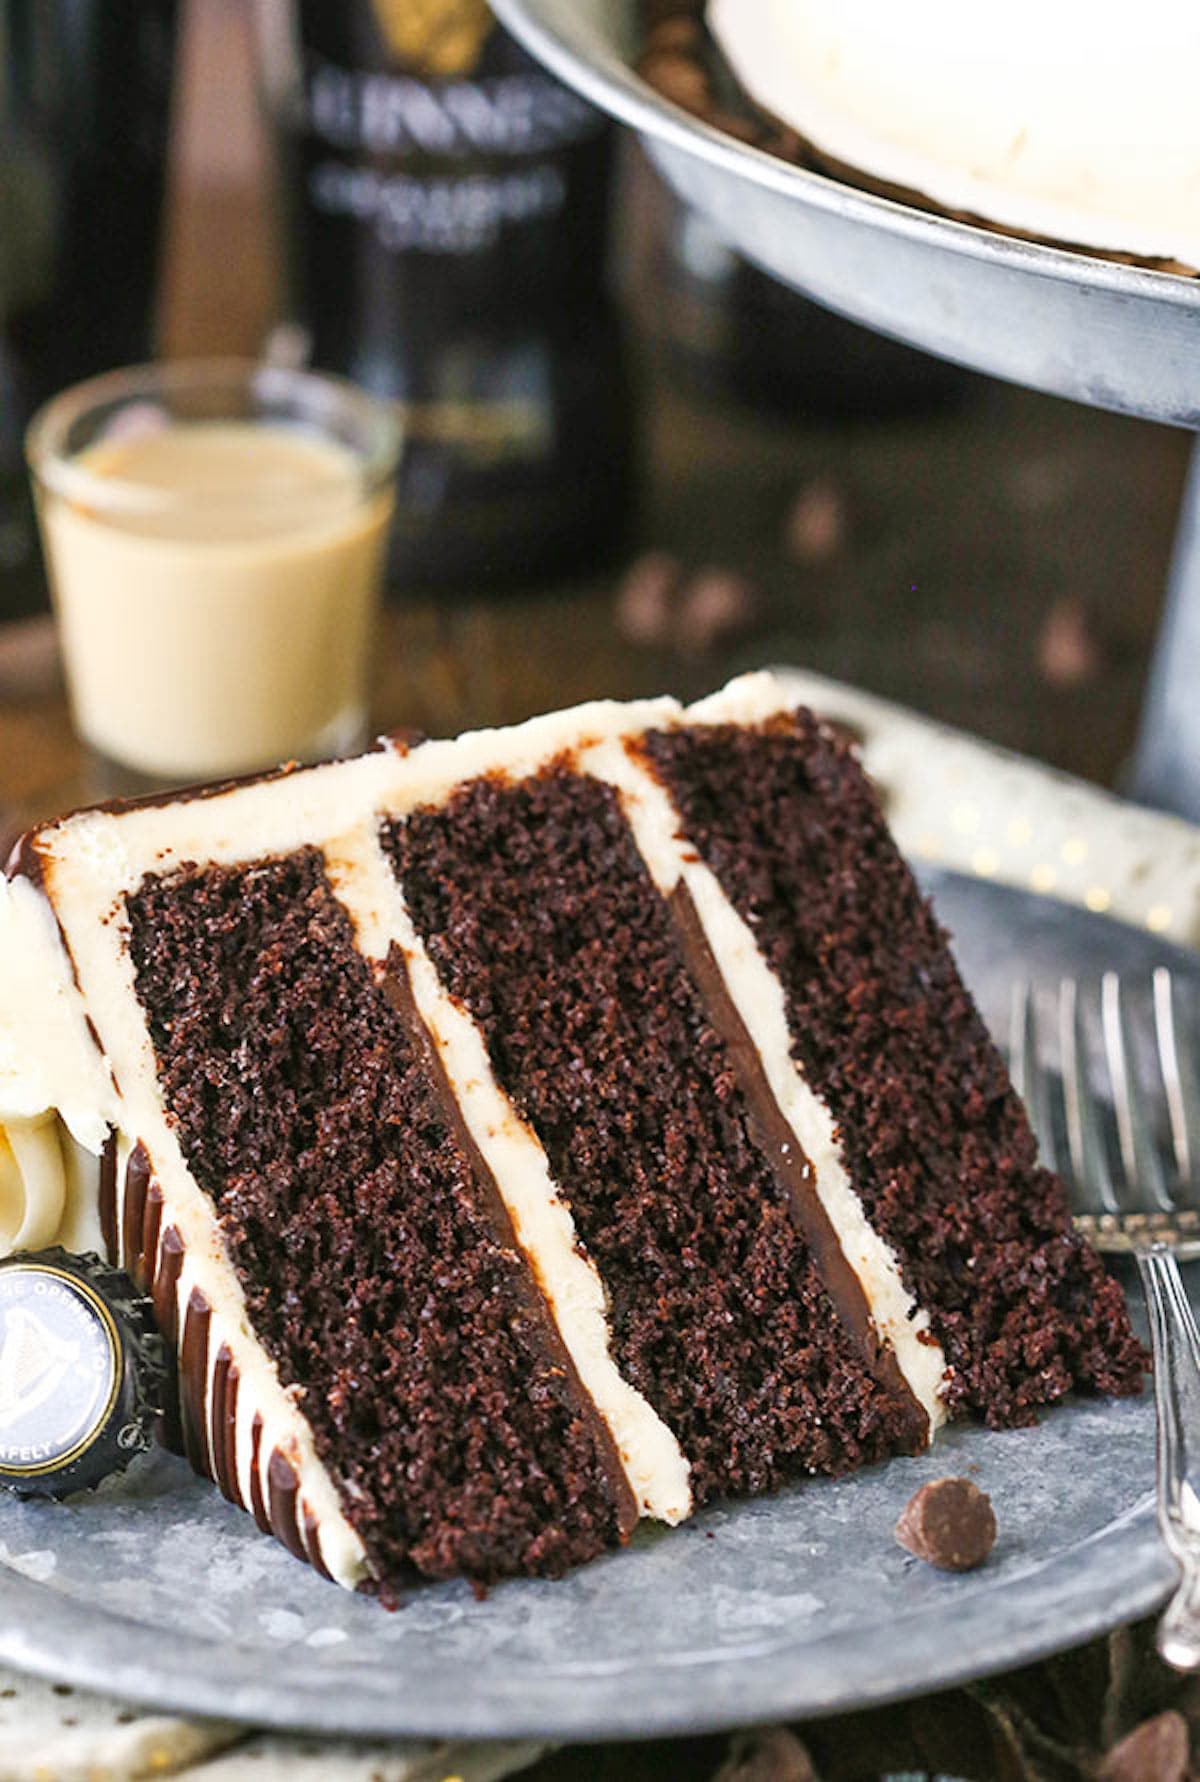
779, 668, 1200, 945
0, 1662, 541, 1782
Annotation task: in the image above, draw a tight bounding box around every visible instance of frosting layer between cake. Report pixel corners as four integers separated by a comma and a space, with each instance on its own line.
322, 828, 693, 1528
642, 697, 1143, 1425
384, 767, 921, 1499
580, 729, 947, 1434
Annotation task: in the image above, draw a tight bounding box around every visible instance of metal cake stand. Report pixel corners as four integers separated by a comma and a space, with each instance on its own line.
492, 0, 1200, 818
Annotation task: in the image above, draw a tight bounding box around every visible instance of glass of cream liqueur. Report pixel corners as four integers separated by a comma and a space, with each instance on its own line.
26, 361, 401, 789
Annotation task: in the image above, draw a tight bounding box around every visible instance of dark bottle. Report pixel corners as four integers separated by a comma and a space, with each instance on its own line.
277, 1, 634, 591
0, 0, 178, 618
651, 190, 974, 421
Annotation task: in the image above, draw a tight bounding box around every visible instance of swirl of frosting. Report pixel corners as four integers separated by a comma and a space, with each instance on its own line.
0, 1113, 68, 1255
0, 874, 115, 1261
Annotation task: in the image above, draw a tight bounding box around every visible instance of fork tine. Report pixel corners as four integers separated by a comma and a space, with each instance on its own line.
1059, 977, 1119, 1215
1153, 968, 1200, 1186
1008, 979, 1031, 1104
1100, 971, 1172, 1213
1009, 980, 1059, 1176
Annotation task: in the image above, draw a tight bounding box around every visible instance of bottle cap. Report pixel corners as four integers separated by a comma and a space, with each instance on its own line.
0, 1248, 167, 1497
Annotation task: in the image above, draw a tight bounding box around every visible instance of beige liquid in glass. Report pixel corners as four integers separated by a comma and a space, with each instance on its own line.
39, 421, 393, 781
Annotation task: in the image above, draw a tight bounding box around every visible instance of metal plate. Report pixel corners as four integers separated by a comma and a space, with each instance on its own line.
491, 0, 1200, 428
0, 869, 1191, 1741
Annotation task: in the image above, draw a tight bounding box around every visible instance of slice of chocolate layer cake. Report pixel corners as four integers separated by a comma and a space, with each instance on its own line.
0, 672, 1143, 1595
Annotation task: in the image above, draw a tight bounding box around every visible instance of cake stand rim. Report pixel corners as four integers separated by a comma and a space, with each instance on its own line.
490, 0, 1200, 316
0, 1471, 1172, 1741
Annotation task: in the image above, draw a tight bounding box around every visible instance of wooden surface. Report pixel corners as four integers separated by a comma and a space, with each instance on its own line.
0, 363, 1190, 843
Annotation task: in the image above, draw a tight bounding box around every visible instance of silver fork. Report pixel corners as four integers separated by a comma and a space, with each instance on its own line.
1011, 968, 1200, 1671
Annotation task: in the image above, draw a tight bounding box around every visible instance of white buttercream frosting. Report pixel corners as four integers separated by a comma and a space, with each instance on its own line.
324, 831, 693, 1526
0, 873, 115, 1258
0, 1118, 105, 1257
707, 0, 1200, 268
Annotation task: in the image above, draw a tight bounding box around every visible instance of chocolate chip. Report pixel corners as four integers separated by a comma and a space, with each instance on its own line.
895, 1477, 996, 1572
637, 49, 711, 114
715, 1727, 817, 1782
614, 551, 682, 647
1098, 1710, 1190, 1782
674, 566, 760, 657
784, 479, 847, 565
1036, 594, 1103, 689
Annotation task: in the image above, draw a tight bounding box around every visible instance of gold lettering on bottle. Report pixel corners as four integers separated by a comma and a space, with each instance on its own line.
369, 0, 494, 77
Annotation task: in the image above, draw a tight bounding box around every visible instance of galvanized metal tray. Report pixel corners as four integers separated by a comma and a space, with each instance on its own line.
0, 868, 1186, 1739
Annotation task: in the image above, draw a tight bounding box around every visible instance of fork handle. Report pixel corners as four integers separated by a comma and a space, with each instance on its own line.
1138, 1245, 1200, 1671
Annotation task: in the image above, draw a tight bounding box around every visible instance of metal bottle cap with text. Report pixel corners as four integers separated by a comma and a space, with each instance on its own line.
0, 1248, 166, 1497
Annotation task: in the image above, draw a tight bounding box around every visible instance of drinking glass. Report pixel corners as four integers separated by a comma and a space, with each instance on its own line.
26, 360, 400, 790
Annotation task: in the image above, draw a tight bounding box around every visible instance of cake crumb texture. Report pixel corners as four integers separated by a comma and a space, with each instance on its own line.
640, 713, 1145, 1426
127, 849, 621, 1590
386, 767, 917, 1503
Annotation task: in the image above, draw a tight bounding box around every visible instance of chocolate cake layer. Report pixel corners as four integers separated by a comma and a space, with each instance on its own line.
640, 715, 1145, 1425
385, 768, 918, 1501
126, 849, 622, 1587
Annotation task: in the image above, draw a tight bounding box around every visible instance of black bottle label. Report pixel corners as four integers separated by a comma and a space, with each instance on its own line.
304, 59, 600, 258
301, 11, 604, 261
368, 0, 494, 77
291, 4, 632, 588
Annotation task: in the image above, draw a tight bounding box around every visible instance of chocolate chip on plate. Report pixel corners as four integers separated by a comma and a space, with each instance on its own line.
675, 566, 760, 657
614, 550, 681, 647
895, 1476, 997, 1572
784, 478, 847, 566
